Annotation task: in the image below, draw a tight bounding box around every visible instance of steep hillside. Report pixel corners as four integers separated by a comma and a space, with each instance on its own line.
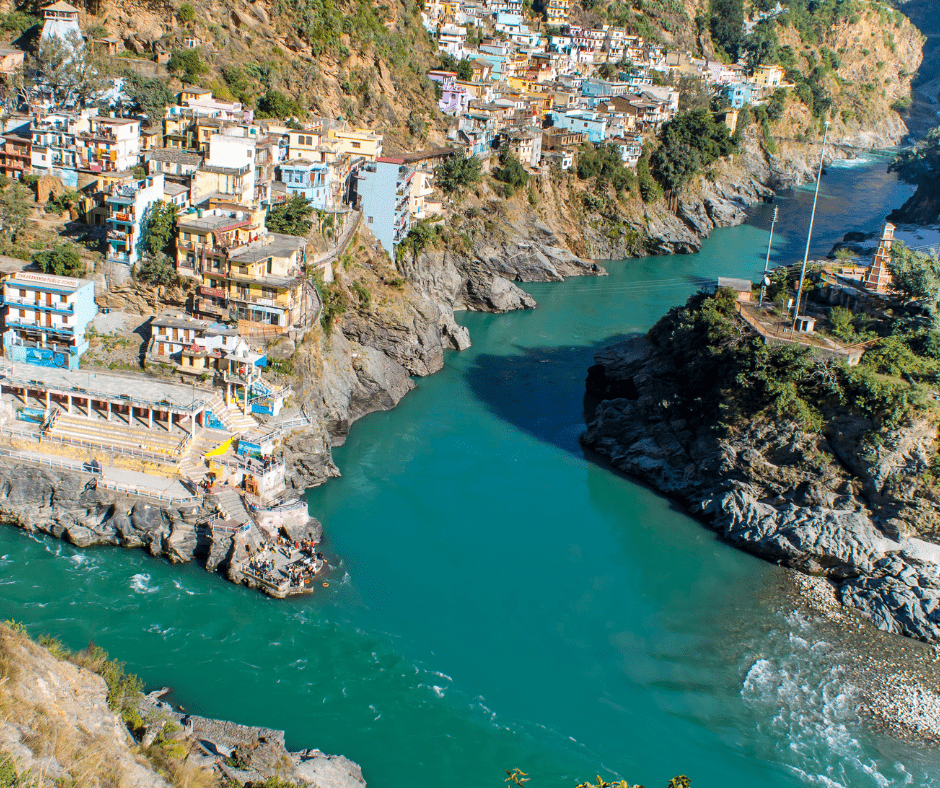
7, 0, 444, 147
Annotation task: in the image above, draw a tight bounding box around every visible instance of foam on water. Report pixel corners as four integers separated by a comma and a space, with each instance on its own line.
741, 613, 931, 788
130, 573, 158, 594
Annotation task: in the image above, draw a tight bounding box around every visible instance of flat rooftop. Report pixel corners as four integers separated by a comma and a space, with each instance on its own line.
1, 362, 217, 412
6, 271, 92, 292
178, 213, 249, 232
230, 233, 305, 264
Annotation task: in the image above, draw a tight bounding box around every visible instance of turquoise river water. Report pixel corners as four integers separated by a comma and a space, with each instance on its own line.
3, 158, 940, 788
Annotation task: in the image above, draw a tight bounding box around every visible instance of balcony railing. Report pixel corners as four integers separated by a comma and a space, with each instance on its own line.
4, 298, 74, 314
6, 320, 74, 335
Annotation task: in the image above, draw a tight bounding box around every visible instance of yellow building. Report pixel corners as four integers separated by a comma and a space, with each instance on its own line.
751, 64, 786, 88
327, 128, 383, 161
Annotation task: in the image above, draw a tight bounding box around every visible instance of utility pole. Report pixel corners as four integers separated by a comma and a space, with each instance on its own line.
759, 205, 778, 307
791, 119, 830, 334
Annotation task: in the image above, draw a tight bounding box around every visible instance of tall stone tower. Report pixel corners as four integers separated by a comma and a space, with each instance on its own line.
863, 222, 895, 294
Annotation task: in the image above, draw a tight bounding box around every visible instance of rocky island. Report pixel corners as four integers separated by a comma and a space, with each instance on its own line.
581, 282, 940, 643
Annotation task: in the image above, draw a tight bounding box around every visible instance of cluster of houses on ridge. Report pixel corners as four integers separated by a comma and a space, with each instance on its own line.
424, 0, 791, 169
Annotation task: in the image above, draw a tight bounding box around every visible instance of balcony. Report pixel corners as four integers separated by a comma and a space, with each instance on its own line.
6, 320, 74, 335
107, 252, 131, 264
4, 298, 74, 314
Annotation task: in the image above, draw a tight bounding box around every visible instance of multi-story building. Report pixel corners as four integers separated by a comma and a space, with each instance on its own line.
146, 147, 203, 183
1, 271, 97, 370
221, 233, 311, 335
190, 132, 257, 206
276, 159, 333, 209
354, 157, 414, 257
175, 204, 265, 280
0, 133, 31, 181
77, 116, 141, 173
549, 110, 609, 143
545, 0, 570, 27
30, 110, 94, 188
327, 127, 383, 162
0, 46, 25, 75
105, 173, 165, 267
286, 125, 329, 160
147, 309, 240, 366
751, 64, 786, 89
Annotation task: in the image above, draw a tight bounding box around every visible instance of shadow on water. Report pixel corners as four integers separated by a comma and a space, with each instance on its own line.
464, 333, 634, 457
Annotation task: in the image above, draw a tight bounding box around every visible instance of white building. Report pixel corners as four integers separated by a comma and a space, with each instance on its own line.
77, 116, 141, 173
105, 173, 165, 267
30, 109, 95, 188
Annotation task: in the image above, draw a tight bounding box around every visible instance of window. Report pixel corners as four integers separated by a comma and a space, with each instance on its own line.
266, 258, 273, 274
60, 294, 66, 303
368, 216, 373, 224
352, 142, 361, 149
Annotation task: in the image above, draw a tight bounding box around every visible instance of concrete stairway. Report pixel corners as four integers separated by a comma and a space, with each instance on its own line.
211, 486, 252, 525
46, 413, 187, 458
179, 428, 232, 481
204, 394, 258, 435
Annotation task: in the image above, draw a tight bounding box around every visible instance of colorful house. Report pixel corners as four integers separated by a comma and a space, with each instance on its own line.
2, 271, 97, 370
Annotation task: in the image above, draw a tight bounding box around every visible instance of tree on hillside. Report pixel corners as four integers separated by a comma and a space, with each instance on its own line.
146, 201, 178, 257
650, 109, 737, 192
0, 183, 31, 243
266, 195, 313, 236
137, 252, 177, 286
123, 71, 174, 124
34, 244, 83, 276
436, 151, 481, 193
493, 147, 528, 197
888, 243, 940, 328
256, 89, 299, 119
168, 49, 207, 84
456, 58, 473, 81
708, 0, 745, 61
35, 32, 106, 106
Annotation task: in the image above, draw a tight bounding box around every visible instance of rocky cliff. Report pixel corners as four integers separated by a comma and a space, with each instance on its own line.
274, 212, 603, 491
0, 622, 365, 787
581, 334, 940, 643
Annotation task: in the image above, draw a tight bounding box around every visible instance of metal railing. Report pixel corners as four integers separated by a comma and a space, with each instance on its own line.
0, 444, 202, 503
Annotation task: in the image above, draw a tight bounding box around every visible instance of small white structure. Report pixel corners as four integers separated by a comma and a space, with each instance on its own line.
40, 1, 83, 52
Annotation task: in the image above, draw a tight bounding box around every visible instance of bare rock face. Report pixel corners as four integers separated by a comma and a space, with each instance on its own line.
581, 336, 940, 643
0, 628, 171, 788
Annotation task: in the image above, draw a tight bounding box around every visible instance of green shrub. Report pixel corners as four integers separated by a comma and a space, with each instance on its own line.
33, 245, 83, 276
436, 151, 481, 193
167, 49, 207, 83
266, 195, 313, 236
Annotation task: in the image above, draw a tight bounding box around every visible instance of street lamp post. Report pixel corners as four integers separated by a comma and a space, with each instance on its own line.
759, 205, 779, 307
791, 119, 830, 333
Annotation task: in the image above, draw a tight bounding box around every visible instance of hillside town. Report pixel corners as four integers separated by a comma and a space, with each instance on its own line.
0, 0, 796, 596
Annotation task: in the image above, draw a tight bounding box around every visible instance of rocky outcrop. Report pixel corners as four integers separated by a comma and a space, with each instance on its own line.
0, 624, 364, 788
581, 336, 940, 643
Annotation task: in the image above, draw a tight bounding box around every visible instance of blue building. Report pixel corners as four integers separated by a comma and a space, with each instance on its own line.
354, 158, 414, 257
277, 159, 332, 209
721, 82, 758, 109
549, 111, 609, 143
1, 271, 98, 370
